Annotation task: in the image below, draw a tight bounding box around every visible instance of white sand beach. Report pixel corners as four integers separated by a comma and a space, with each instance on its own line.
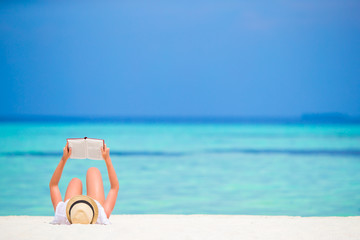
1, 215, 359, 240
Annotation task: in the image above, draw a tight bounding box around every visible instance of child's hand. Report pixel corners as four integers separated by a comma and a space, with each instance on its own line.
101, 143, 110, 161
62, 142, 72, 161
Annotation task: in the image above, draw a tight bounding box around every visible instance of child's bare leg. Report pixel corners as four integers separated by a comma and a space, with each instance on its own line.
86, 167, 105, 205
64, 178, 83, 201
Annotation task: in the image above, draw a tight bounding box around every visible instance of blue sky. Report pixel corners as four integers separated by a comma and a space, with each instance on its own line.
0, 0, 359, 117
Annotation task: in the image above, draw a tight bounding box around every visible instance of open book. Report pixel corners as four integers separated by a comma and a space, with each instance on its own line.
67, 137, 104, 160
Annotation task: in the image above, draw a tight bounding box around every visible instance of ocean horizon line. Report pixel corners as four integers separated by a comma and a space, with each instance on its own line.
1, 114, 360, 124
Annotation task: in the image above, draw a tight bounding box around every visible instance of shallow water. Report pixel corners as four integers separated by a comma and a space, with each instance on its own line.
0, 122, 359, 216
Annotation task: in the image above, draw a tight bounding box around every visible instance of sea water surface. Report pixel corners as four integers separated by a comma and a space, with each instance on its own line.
0, 122, 359, 216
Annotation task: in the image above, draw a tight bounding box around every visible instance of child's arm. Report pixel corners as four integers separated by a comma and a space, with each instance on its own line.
49, 143, 72, 211
101, 144, 119, 218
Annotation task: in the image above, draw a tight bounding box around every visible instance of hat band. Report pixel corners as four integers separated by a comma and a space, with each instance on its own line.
68, 200, 95, 223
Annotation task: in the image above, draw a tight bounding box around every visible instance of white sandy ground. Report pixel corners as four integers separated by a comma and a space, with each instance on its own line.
0, 215, 360, 240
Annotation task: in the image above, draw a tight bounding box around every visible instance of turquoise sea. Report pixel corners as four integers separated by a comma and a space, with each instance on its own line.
0, 122, 359, 216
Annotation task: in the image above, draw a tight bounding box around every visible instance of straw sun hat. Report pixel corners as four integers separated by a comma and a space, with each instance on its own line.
66, 195, 99, 224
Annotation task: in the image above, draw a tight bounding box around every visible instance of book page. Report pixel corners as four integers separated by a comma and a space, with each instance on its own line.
86, 138, 104, 160
68, 139, 86, 159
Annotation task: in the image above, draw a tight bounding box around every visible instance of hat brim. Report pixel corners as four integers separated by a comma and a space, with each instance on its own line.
66, 195, 99, 224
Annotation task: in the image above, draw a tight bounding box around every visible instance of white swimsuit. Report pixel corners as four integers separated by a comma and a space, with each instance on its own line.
51, 199, 111, 225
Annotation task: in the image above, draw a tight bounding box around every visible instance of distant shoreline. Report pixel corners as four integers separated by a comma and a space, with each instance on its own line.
1, 114, 360, 124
